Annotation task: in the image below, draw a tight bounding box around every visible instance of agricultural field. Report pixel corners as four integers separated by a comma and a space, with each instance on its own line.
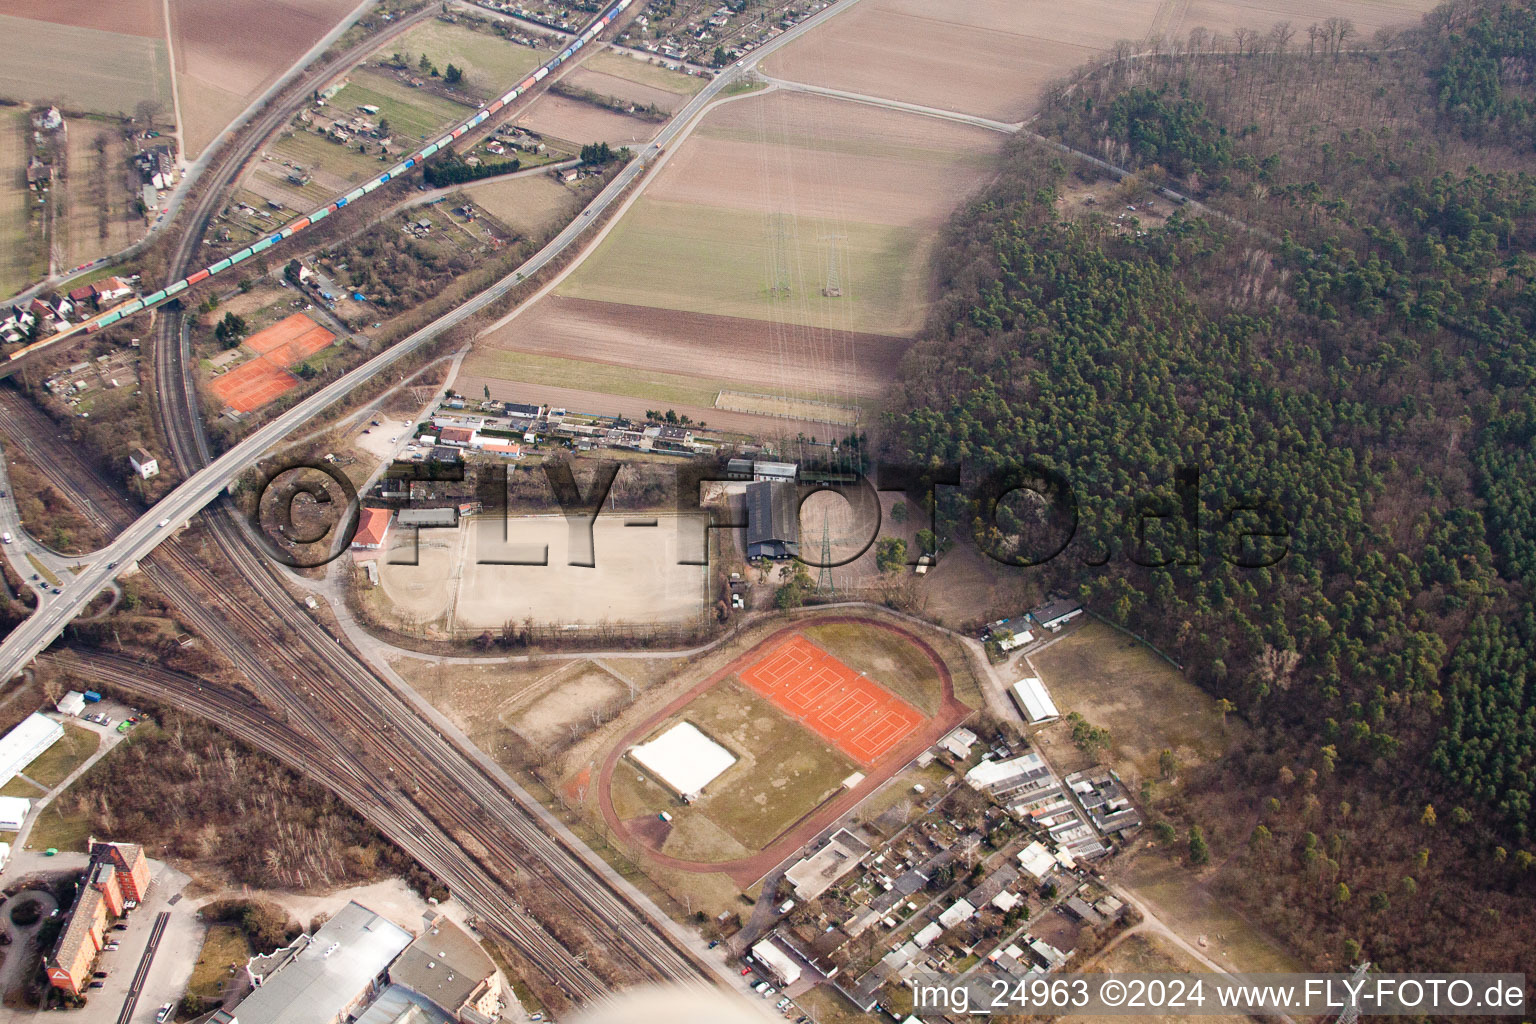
609, 678, 859, 858
61, 120, 144, 269
373, 18, 549, 99
1028, 622, 1235, 787
371, 514, 710, 634
475, 295, 903, 401
249, 130, 390, 214
0, 16, 173, 118
763, 0, 1441, 122
462, 172, 581, 236
0, 110, 44, 298
573, 49, 706, 102
557, 90, 1003, 336
514, 92, 662, 148
170, 0, 364, 156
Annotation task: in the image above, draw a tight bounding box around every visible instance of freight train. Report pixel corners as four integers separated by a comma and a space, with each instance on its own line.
11, 0, 636, 360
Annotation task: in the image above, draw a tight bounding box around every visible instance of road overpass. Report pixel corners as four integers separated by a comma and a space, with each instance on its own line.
0, 0, 861, 680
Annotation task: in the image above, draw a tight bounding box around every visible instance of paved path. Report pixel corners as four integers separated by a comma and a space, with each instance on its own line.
0, 718, 125, 876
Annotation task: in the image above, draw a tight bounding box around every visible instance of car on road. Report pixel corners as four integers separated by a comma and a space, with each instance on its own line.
1, 532, 11, 544
158, 518, 170, 528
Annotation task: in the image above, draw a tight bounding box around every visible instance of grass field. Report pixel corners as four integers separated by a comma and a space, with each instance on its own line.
62, 120, 142, 268
0, 776, 43, 797
374, 21, 547, 98
0, 16, 173, 115
1029, 622, 1234, 786
581, 50, 706, 96
24, 722, 100, 788
558, 198, 923, 335
1076, 933, 1249, 1024
23, 799, 91, 851
0, 109, 43, 298
331, 69, 474, 143
185, 924, 253, 1005
612, 679, 857, 857
1113, 848, 1306, 974
463, 173, 579, 236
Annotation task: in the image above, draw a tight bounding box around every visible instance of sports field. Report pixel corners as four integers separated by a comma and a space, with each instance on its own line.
611, 678, 858, 857
739, 635, 923, 765
374, 514, 709, 630
373, 20, 547, 98
209, 313, 334, 413
211, 360, 300, 413
0, 16, 173, 116
246, 313, 336, 361
595, 616, 970, 881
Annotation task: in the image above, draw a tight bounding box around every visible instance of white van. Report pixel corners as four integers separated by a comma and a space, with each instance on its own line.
1, 532, 11, 544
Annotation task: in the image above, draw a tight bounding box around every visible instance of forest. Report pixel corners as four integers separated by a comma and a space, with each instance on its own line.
889, 0, 1536, 975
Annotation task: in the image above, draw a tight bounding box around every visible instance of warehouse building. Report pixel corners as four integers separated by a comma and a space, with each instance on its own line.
1010, 676, 1061, 724
389, 912, 504, 1023
0, 712, 64, 788
211, 901, 413, 1024
397, 508, 459, 529
628, 722, 736, 801
745, 480, 799, 560
0, 795, 30, 831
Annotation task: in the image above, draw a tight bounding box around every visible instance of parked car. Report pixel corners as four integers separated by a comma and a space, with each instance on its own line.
156, 1005, 174, 1023
113, 923, 128, 931
88, 981, 104, 989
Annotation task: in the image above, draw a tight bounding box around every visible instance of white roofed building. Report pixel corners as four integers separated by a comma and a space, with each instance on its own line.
1011, 676, 1061, 724
0, 713, 64, 788
751, 937, 802, 986
0, 796, 31, 831
56, 691, 86, 717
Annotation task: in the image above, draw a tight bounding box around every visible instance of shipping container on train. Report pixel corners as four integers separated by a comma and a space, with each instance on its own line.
10, 0, 636, 356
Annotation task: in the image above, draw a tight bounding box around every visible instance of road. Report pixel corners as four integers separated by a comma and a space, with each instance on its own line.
1, 5, 435, 309
0, 0, 862, 687
115, 912, 170, 1024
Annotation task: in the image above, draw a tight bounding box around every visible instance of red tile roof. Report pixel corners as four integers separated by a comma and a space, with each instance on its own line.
352, 507, 391, 548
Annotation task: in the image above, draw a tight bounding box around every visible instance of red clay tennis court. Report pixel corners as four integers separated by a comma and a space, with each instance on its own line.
210, 313, 334, 413
739, 634, 925, 765
211, 360, 300, 413
245, 313, 335, 363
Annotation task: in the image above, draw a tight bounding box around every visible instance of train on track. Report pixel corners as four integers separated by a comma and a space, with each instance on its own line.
10, 0, 636, 361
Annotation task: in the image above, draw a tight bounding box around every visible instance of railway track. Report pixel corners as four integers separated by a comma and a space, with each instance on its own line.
39, 650, 614, 1002
0, 392, 630, 997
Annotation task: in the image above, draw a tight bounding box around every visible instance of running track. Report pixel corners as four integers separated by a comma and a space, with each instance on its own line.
597, 616, 970, 886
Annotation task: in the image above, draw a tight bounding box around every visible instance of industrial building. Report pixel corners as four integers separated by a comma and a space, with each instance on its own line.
0, 795, 30, 831
628, 721, 736, 801
45, 841, 151, 995
210, 901, 413, 1024
745, 480, 799, 560
396, 508, 459, 529
1010, 676, 1061, 724
1028, 597, 1083, 632
784, 828, 872, 901
389, 912, 504, 1023
0, 712, 64, 788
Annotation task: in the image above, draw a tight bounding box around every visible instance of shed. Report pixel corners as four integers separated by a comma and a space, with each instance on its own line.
1011, 676, 1060, 724
56, 691, 87, 717
745, 480, 799, 560
397, 508, 458, 528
